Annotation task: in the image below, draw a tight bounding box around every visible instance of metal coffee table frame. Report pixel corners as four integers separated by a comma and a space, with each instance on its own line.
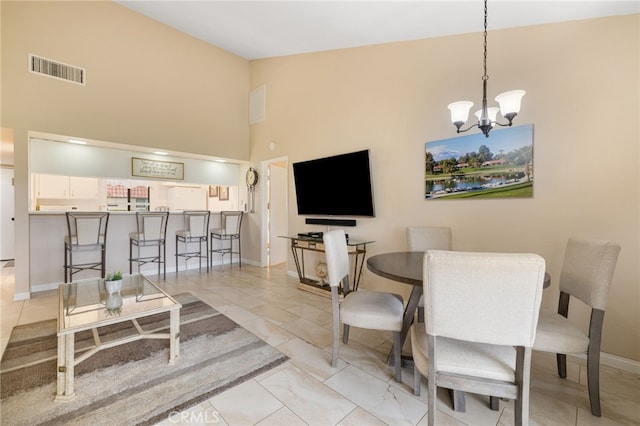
56, 274, 181, 401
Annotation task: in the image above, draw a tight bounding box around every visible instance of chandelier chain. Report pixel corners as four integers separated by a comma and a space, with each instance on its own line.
483, 0, 488, 81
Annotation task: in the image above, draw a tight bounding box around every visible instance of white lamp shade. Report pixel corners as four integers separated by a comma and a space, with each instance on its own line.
475, 107, 499, 123
448, 101, 474, 124
495, 90, 526, 115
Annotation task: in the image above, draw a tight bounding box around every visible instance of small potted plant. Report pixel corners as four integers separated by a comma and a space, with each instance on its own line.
105, 271, 123, 294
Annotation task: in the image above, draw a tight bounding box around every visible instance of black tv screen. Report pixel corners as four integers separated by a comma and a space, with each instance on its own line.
293, 150, 375, 217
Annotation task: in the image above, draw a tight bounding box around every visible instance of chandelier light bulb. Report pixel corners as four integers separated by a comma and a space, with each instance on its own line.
448, 101, 474, 126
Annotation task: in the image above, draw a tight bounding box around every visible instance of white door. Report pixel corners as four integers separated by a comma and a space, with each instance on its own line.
266, 159, 288, 266
0, 167, 15, 260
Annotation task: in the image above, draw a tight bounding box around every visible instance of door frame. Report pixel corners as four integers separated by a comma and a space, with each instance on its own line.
260, 156, 288, 267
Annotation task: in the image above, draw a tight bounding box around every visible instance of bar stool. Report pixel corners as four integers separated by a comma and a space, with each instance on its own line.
129, 211, 169, 279
210, 211, 244, 268
175, 210, 210, 273
64, 212, 110, 282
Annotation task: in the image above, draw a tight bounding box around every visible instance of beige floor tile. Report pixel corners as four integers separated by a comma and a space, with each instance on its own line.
325, 364, 427, 425
285, 303, 332, 326
276, 337, 347, 381
337, 407, 387, 425
259, 363, 356, 425
255, 406, 306, 426
250, 304, 299, 325
209, 379, 283, 425
279, 317, 333, 349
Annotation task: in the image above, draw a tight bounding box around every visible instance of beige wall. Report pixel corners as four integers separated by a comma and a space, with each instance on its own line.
1, 1, 250, 159
249, 15, 639, 361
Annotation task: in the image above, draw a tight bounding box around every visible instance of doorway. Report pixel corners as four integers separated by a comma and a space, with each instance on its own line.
263, 158, 288, 267
0, 167, 15, 260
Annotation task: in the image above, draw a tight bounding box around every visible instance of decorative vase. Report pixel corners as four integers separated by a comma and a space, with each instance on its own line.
315, 262, 328, 286
106, 293, 123, 310
105, 279, 123, 295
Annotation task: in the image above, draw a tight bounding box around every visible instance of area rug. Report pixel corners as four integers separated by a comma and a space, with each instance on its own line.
1, 293, 288, 426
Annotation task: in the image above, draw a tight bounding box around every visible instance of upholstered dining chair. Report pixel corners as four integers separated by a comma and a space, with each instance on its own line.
533, 237, 621, 417
210, 211, 244, 267
323, 229, 404, 382
411, 250, 546, 426
406, 226, 452, 322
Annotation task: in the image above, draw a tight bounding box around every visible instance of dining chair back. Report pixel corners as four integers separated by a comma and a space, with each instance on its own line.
412, 249, 546, 425
64, 212, 110, 282
406, 226, 452, 322
324, 229, 404, 381
533, 237, 621, 417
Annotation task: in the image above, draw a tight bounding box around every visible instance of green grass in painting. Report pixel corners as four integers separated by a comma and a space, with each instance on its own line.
434, 181, 533, 199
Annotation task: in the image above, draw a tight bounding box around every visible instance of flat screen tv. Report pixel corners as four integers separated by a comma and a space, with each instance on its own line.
293, 149, 375, 217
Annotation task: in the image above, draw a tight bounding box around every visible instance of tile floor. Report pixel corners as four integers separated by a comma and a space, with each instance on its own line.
1, 260, 638, 425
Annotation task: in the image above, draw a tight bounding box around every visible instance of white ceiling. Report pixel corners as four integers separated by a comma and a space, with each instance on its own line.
116, 1, 639, 60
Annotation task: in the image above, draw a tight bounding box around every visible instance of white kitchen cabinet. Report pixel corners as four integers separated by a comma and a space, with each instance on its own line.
36, 174, 98, 199
37, 174, 70, 198
69, 177, 98, 199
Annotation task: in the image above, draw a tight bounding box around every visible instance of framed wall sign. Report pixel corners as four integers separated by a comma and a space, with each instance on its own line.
219, 186, 229, 201
131, 157, 184, 180
209, 185, 218, 197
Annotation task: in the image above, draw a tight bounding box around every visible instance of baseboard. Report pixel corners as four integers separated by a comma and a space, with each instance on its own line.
568, 352, 640, 375
13, 292, 31, 301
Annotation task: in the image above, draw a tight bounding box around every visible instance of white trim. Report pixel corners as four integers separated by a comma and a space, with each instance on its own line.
13, 292, 30, 301
568, 353, 640, 376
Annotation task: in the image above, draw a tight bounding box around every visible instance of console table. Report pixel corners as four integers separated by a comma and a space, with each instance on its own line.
280, 236, 374, 297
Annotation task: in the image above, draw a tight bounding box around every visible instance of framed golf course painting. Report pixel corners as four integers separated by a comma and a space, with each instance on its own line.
424, 124, 534, 199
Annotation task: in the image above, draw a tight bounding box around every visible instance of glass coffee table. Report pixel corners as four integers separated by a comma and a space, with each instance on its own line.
56, 274, 181, 401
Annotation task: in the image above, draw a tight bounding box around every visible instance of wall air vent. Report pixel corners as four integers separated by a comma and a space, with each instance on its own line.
29, 54, 85, 85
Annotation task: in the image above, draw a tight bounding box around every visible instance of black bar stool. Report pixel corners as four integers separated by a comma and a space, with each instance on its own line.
64, 212, 110, 282
129, 211, 169, 279
175, 210, 210, 273
210, 211, 244, 268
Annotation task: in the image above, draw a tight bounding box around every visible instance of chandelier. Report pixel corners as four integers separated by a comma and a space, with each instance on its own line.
447, 0, 525, 138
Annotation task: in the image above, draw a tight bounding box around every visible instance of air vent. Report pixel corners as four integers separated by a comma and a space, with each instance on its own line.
29, 54, 85, 85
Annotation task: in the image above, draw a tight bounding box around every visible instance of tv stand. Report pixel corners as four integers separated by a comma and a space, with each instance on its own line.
279, 235, 374, 297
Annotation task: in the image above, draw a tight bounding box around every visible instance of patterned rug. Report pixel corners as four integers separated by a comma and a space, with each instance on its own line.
1, 293, 288, 425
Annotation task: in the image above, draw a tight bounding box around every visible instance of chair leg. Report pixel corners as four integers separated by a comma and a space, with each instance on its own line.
393, 331, 402, 382
342, 324, 350, 344
490, 396, 499, 411
175, 237, 179, 274
238, 236, 242, 268
557, 353, 567, 378
129, 240, 133, 274
101, 245, 106, 278
587, 309, 605, 417
64, 244, 68, 283
162, 242, 166, 279
413, 362, 421, 396
417, 306, 424, 323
